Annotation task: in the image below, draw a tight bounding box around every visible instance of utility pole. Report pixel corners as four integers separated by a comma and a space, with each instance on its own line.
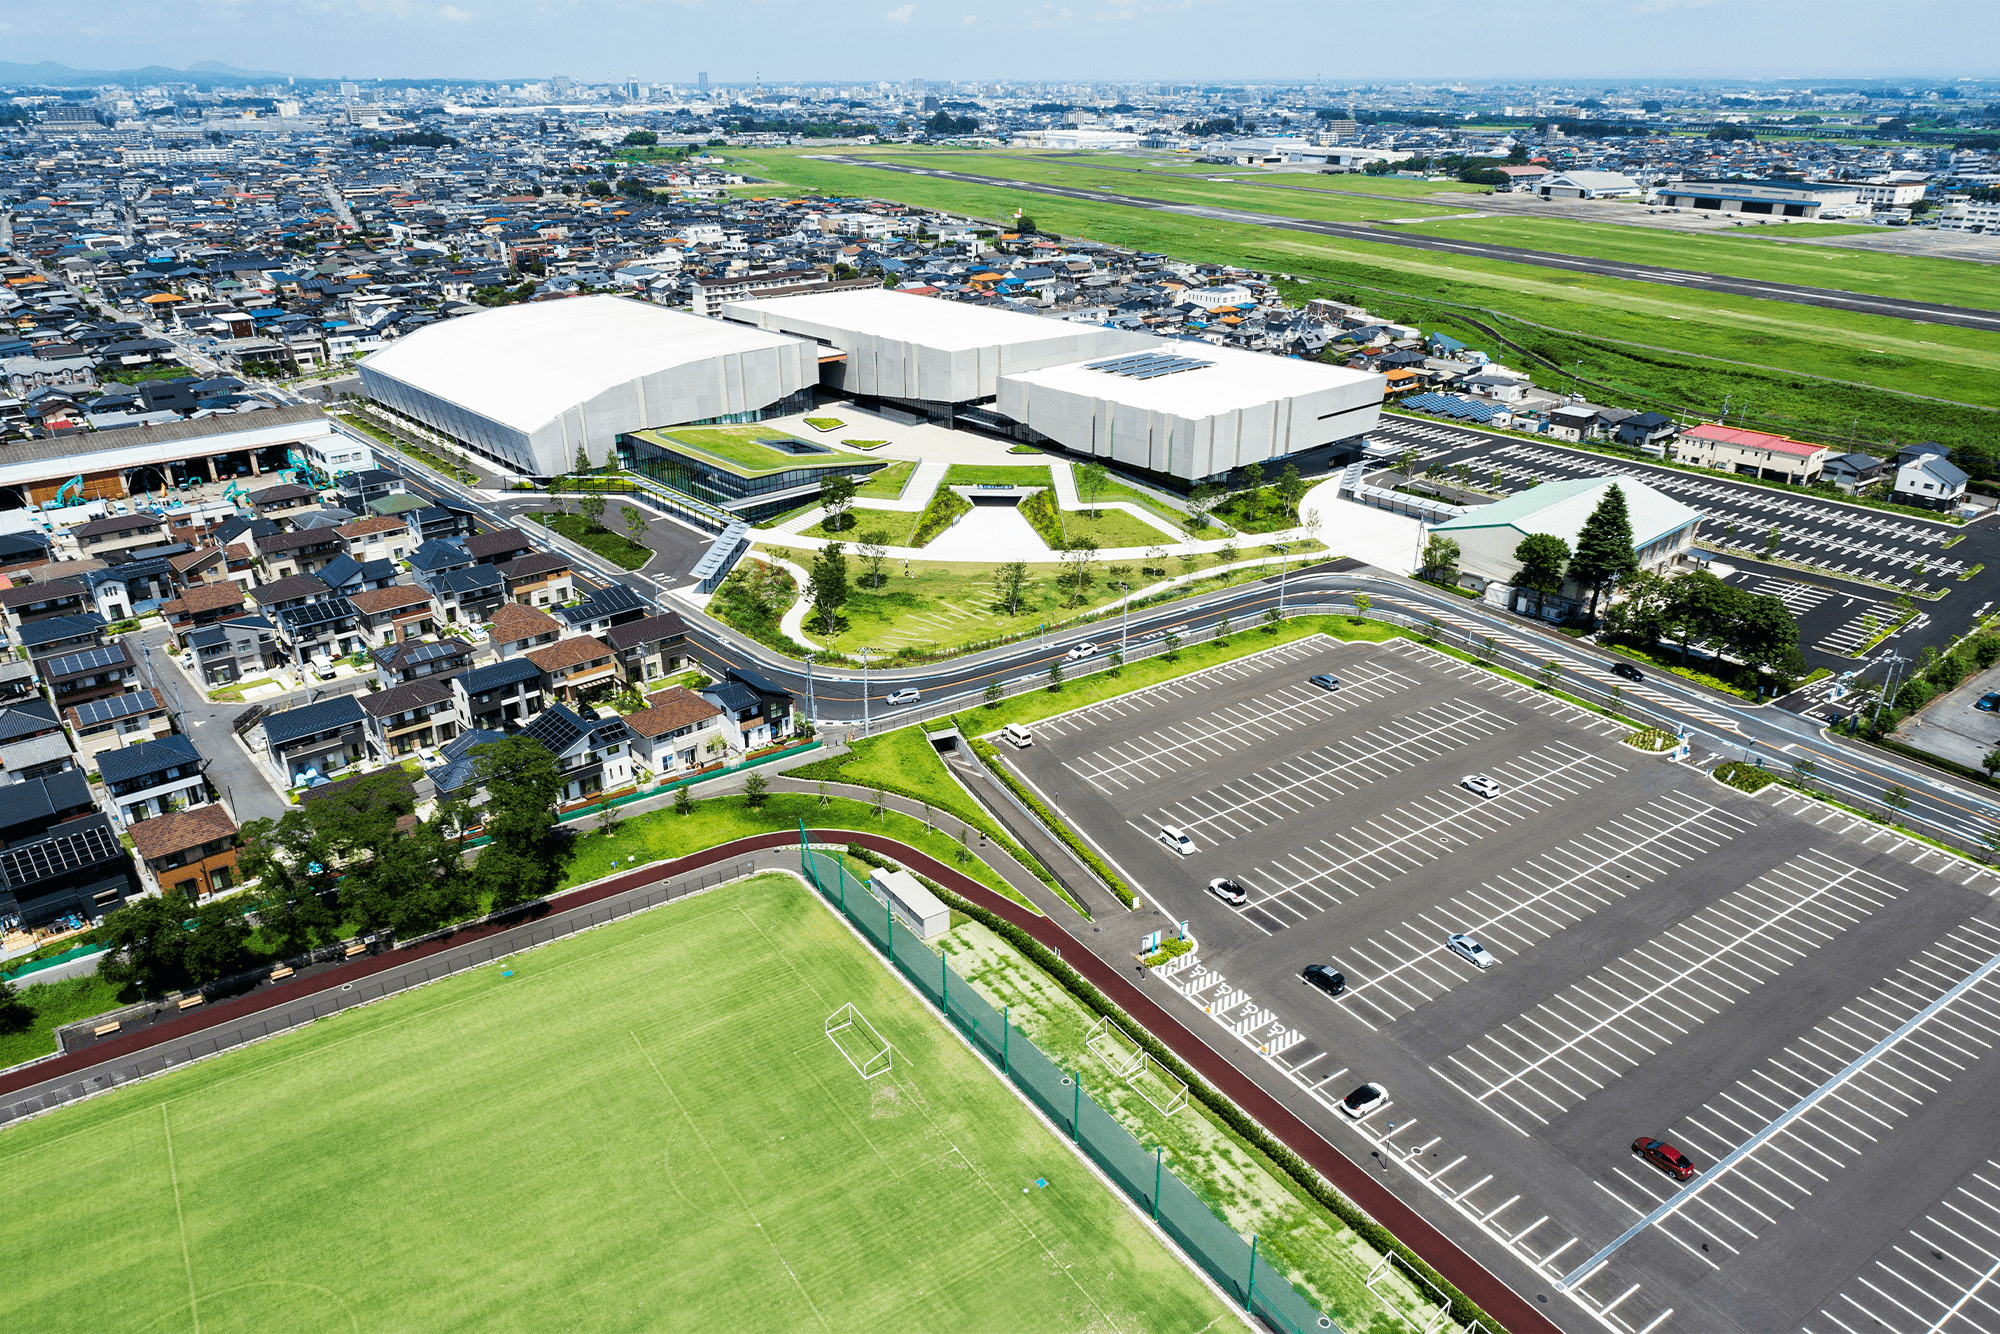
1113, 581, 1130, 658
1273, 543, 1290, 614
803, 653, 818, 729
858, 647, 872, 738
1871, 652, 1909, 730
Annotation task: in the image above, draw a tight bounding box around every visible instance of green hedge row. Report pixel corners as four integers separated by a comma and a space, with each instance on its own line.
911, 485, 972, 547
1018, 486, 1065, 547
903, 856, 1500, 1332
956, 715, 1141, 909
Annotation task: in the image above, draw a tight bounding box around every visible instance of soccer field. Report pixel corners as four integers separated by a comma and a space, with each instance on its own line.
0, 873, 1235, 1334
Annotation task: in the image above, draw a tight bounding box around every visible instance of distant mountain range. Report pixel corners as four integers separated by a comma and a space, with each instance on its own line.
0, 60, 294, 88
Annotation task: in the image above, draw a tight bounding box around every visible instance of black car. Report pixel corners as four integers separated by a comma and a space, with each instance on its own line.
1609, 661, 1644, 682
1301, 964, 1346, 996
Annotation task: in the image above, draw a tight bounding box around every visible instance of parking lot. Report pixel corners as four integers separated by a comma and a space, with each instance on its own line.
1370, 416, 1988, 620
1002, 632, 2000, 1334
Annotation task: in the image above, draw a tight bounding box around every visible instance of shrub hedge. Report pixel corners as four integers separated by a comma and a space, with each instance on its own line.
1018, 486, 1065, 547
911, 485, 972, 547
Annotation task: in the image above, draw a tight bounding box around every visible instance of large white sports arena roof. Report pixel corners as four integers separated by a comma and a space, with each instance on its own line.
359, 295, 816, 476
723, 288, 1148, 405
997, 342, 1384, 481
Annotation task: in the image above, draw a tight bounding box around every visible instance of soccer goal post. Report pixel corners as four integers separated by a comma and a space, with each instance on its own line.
825, 1002, 893, 1080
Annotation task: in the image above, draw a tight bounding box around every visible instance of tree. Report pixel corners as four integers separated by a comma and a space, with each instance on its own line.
0, 977, 31, 1036
1512, 533, 1571, 614
1763, 524, 1783, 558
1352, 592, 1371, 619
1421, 534, 1461, 583
1567, 484, 1639, 617
810, 542, 850, 636
1057, 537, 1099, 607
1075, 462, 1109, 518
1731, 593, 1800, 672
1984, 748, 2000, 781
574, 442, 593, 477
856, 529, 890, 590
1215, 614, 1231, 641
1240, 461, 1265, 503
1792, 757, 1820, 790
1602, 569, 1672, 647
1395, 448, 1418, 478
1108, 647, 1125, 673
1047, 659, 1065, 691
99, 892, 248, 998
819, 472, 858, 532
1264, 607, 1282, 633
622, 129, 659, 146
360, 819, 475, 936
994, 561, 1030, 616
1275, 463, 1307, 518
1186, 482, 1221, 530
743, 771, 769, 809
577, 489, 607, 529
984, 680, 1004, 708
239, 810, 338, 958
1217, 539, 1239, 570
469, 734, 566, 912
622, 505, 648, 548
546, 474, 567, 518
1163, 629, 1182, 660
1883, 786, 1911, 822
1663, 570, 1740, 661
673, 783, 694, 816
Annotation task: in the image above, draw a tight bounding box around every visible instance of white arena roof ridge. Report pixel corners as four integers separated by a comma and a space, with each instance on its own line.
725, 286, 1111, 351
1003, 338, 1378, 417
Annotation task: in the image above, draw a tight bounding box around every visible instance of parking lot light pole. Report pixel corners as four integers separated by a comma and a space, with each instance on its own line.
803, 654, 818, 728
858, 648, 872, 737
1272, 544, 1290, 615
1113, 582, 1131, 658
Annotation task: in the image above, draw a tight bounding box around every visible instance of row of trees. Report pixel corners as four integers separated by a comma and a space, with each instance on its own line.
98, 738, 569, 999
1602, 570, 1805, 678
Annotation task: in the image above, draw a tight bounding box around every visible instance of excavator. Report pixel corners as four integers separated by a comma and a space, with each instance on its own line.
39, 476, 84, 511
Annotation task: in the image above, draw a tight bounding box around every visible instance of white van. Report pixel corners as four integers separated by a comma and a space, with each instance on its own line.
1159, 824, 1196, 857
1002, 723, 1033, 749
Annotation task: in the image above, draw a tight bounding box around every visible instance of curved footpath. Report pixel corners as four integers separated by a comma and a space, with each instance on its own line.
0, 828, 1558, 1334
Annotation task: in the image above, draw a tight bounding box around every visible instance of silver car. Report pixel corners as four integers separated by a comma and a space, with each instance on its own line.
1446, 933, 1496, 969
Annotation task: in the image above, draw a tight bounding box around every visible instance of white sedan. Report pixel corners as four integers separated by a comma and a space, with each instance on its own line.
1446, 933, 1496, 969
1064, 641, 1098, 663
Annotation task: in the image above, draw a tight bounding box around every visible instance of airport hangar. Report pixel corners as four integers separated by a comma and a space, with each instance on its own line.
355, 288, 1386, 487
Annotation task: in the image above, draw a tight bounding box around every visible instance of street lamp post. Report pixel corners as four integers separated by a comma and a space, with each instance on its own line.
1272, 544, 1290, 616
803, 654, 818, 729
859, 647, 872, 738
1114, 582, 1131, 658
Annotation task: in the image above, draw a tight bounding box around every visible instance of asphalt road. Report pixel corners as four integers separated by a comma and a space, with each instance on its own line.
816, 156, 2000, 328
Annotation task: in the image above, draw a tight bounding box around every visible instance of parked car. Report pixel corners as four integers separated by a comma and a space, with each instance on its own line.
464, 625, 490, 643
1460, 775, 1500, 800
1301, 963, 1346, 997
1610, 661, 1644, 682
1207, 877, 1248, 906
1159, 824, 1196, 857
885, 687, 921, 706
1340, 1083, 1387, 1120
1446, 933, 1496, 969
1308, 673, 1340, 691
1065, 641, 1098, 663
1632, 1137, 1698, 1181
1978, 693, 2000, 713
309, 657, 336, 681
178, 650, 194, 671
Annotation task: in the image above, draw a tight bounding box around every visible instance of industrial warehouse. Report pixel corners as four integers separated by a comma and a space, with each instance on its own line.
356, 290, 1386, 485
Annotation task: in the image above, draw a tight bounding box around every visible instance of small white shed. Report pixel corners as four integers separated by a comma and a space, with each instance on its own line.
870, 866, 951, 940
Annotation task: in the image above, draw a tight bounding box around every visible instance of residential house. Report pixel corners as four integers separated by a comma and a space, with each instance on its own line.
620, 686, 727, 775
402, 502, 479, 545
1612, 412, 1679, 450
348, 584, 436, 647
273, 595, 363, 667
128, 805, 240, 901
335, 468, 405, 512
0, 773, 137, 928
65, 689, 173, 766
552, 583, 648, 635
0, 699, 73, 785
1824, 452, 1889, 493
699, 666, 796, 754
527, 634, 618, 704
170, 540, 257, 593
20, 612, 108, 662
0, 658, 35, 705
359, 679, 458, 757
490, 602, 564, 659
604, 611, 689, 688
100, 734, 210, 826
259, 694, 371, 784
187, 615, 279, 688
1893, 445, 1969, 511
249, 573, 332, 616
248, 482, 317, 520
500, 552, 573, 608
520, 703, 634, 804
255, 527, 344, 580
1670, 424, 1828, 485
0, 577, 90, 631
336, 515, 413, 565
452, 657, 544, 732
423, 727, 512, 802
161, 584, 247, 647
372, 637, 472, 686
1545, 404, 1602, 444
464, 526, 533, 566
72, 512, 166, 560
40, 641, 137, 707
0, 532, 52, 577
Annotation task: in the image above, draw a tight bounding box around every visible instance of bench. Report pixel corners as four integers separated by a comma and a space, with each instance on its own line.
268, 966, 293, 981
92, 1021, 120, 1037
343, 942, 367, 957
176, 995, 204, 1010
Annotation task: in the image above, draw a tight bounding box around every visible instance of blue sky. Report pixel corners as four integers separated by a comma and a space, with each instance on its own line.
5, 0, 1997, 85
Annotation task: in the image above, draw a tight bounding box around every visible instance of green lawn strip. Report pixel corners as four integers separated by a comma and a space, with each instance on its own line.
1059, 505, 1178, 549
1211, 493, 1299, 535
961, 726, 1139, 909
941, 463, 1054, 488
635, 425, 857, 479
737, 151, 2000, 456
527, 512, 650, 570
0, 974, 122, 1068
751, 498, 822, 531
560, 791, 1034, 912
787, 727, 1082, 916
1089, 474, 1191, 529
1412, 631, 1654, 729
854, 458, 917, 499
904, 867, 1505, 1332
806, 509, 919, 545
0, 874, 1233, 1333
937, 916, 1441, 1332
1018, 487, 1065, 547
1599, 635, 1823, 700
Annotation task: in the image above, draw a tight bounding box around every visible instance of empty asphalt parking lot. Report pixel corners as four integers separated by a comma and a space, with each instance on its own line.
1002, 633, 2000, 1334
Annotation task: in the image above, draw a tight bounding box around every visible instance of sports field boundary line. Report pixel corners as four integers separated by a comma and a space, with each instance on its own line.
776, 865, 1261, 1334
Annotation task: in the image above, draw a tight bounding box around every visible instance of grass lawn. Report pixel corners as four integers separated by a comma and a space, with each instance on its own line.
1088, 475, 1189, 530
0, 873, 1232, 1333
636, 425, 852, 478
855, 458, 918, 500
1211, 493, 1299, 535
942, 463, 1053, 489
807, 509, 920, 545
1052, 506, 1179, 549
529, 512, 651, 570
0, 974, 122, 1068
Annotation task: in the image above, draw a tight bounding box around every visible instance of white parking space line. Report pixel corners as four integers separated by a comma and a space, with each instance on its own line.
1029, 638, 1330, 740
1578, 920, 2000, 1276
1450, 851, 1907, 1123
1805, 1164, 2000, 1334
1124, 698, 1516, 852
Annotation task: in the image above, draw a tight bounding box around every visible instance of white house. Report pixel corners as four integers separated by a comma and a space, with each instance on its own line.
1537, 171, 1643, 200
1892, 446, 1969, 511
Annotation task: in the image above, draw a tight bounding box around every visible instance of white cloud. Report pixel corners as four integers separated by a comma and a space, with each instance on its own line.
963, 11, 976, 19
886, 3, 914, 19
440, 4, 474, 18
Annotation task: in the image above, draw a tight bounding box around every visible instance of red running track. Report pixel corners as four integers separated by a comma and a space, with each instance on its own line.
0, 830, 1561, 1334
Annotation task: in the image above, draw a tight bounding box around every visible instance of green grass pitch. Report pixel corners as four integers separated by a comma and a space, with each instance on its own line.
0, 873, 1234, 1333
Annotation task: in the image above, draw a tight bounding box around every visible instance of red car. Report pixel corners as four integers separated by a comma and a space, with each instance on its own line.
1632, 1137, 1698, 1182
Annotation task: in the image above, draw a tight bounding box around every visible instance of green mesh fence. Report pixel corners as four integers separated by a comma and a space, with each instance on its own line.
798, 837, 1340, 1333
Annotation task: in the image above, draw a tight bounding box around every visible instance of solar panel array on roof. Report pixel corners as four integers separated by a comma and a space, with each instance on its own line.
68, 690, 160, 727
0, 820, 122, 890
43, 644, 129, 678
521, 706, 586, 755
1403, 392, 1504, 424
283, 597, 359, 630
1082, 352, 1214, 380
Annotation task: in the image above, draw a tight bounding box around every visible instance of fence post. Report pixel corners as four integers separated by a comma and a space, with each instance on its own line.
941, 953, 948, 1016
1071, 1069, 1081, 1143
1002, 1007, 1009, 1075
1245, 1234, 1259, 1311
886, 891, 894, 965
1153, 1146, 1162, 1221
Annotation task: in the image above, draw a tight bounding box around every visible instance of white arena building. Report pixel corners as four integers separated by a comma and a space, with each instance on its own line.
722, 288, 1148, 410
996, 342, 1383, 480
358, 295, 819, 477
